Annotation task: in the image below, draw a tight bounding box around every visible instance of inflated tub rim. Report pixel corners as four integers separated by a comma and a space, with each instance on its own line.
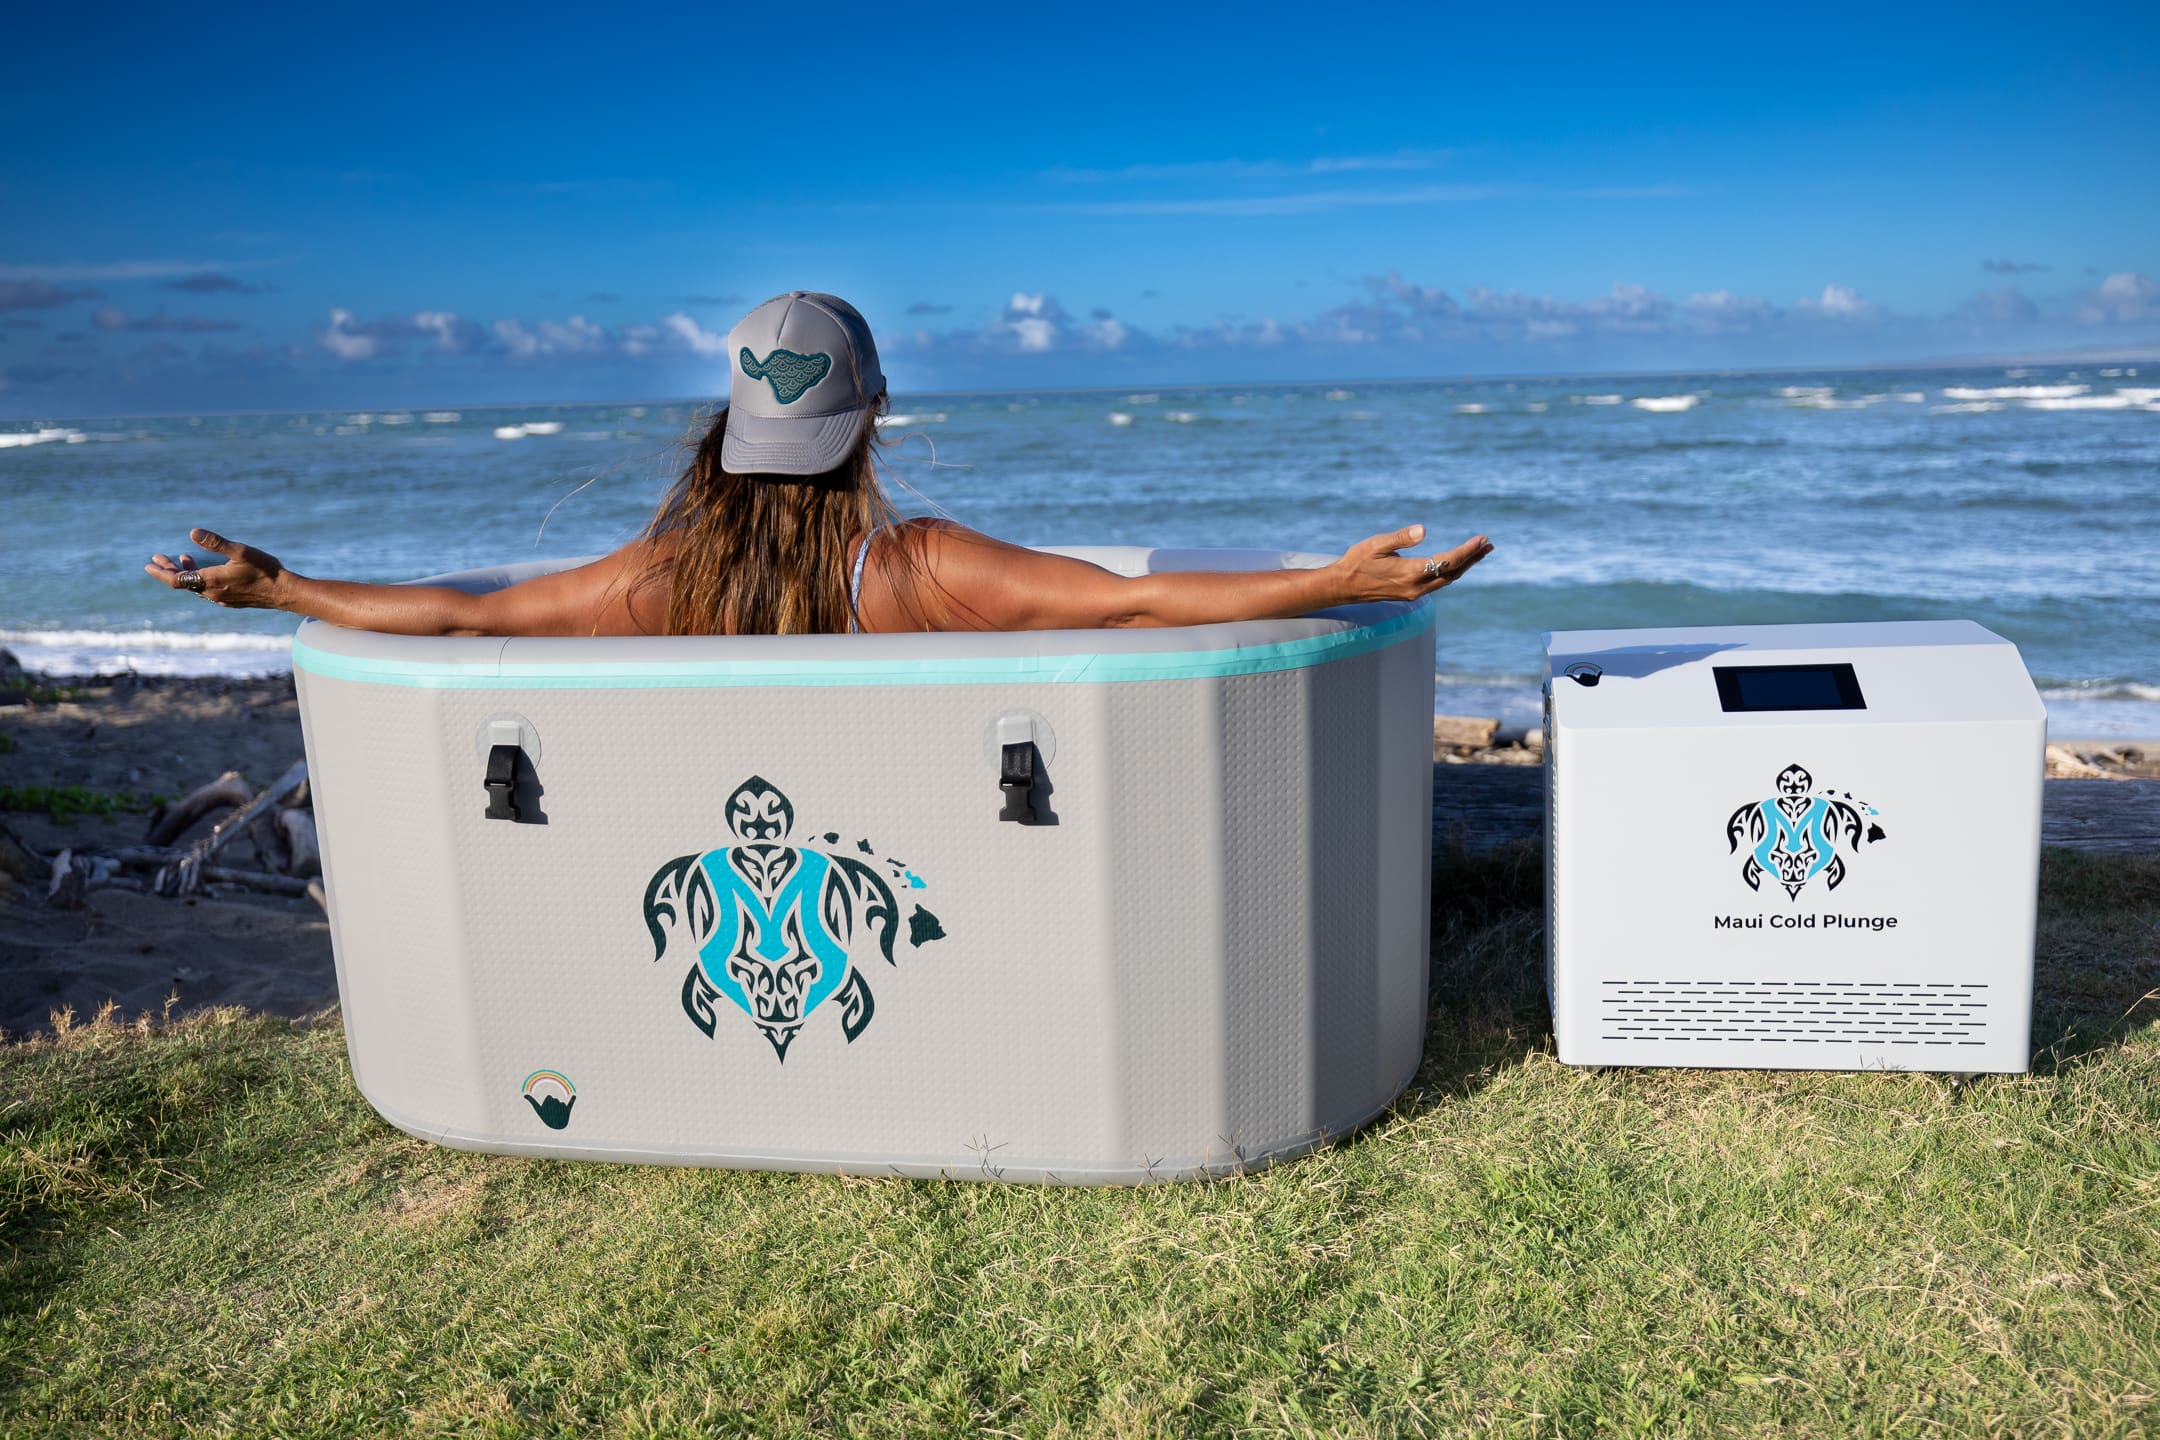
292, 548, 1437, 689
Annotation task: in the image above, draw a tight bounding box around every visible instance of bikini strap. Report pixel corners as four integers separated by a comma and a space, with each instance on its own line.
847, 525, 880, 634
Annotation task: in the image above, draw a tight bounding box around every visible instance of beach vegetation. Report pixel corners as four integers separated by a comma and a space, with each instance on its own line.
1, 846, 2155, 1437
0, 784, 167, 824
0, 676, 82, 706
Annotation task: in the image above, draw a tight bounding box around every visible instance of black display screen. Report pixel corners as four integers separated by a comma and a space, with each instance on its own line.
1713, 662, 1866, 713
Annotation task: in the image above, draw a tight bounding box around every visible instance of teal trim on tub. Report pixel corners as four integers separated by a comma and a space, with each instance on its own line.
292, 600, 1434, 690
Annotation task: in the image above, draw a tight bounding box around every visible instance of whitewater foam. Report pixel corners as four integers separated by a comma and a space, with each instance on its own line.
1942, 384, 2087, 400
1455, 403, 1490, 414
494, 421, 567, 440
1107, 412, 1134, 426
0, 628, 293, 678
1571, 394, 1623, 405
2037, 680, 2160, 703
2023, 394, 2160, 411
0, 427, 88, 449
1631, 394, 1701, 412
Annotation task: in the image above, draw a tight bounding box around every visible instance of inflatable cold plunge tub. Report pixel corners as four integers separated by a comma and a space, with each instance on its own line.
292, 546, 1437, 1183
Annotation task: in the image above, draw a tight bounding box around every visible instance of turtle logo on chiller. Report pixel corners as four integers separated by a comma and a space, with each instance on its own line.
738, 346, 831, 405
1724, 763, 1887, 899
641, 777, 943, 1061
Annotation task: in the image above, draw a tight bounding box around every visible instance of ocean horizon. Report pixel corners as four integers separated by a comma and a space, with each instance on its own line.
7, 359, 2157, 739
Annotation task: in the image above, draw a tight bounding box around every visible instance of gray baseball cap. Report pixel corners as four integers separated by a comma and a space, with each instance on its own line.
721, 292, 886, 475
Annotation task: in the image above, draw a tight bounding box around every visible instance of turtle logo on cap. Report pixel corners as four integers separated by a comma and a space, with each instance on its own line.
738, 346, 832, 405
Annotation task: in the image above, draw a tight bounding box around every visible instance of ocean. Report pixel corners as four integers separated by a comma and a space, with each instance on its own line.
5, 363, 2157, 738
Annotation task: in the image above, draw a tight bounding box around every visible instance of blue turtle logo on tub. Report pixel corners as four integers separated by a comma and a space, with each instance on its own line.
1725, 763, 1887, 899
641, 776, 946, 1061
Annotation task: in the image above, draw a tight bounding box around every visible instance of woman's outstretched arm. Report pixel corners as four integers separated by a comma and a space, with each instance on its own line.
145, 528, 668, 636
878, 521, 1492, 632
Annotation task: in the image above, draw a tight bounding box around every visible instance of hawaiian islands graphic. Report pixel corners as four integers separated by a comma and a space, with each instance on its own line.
1724, 763, 1887, 900
642, 776, 944, 1062
521, 1070, 577, 1129
738, 346, 831, 405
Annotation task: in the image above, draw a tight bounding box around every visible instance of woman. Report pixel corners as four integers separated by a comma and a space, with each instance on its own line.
148, 292, 1492, 633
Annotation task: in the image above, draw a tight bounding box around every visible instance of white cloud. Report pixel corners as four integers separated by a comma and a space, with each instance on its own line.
661, 311, 729, 356
1792, 283, 1881, 323
319, 308, 379, 360
2079, 271, 2159, 325
1004, 293, 1063, 353
1085, 314, 1128, 350
490, 314, 609, 360
412, 310, 470, 354
491, 318, 539, 359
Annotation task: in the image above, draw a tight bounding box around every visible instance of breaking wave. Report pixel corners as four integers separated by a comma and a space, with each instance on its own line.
0, 427, 88, 448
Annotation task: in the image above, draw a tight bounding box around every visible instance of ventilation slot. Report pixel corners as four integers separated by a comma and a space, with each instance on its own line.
1598, 980, 1990, 1046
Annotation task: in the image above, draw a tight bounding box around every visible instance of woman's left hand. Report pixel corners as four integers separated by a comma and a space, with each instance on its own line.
145, 528, 291, 610
1329, 526, 1494, 604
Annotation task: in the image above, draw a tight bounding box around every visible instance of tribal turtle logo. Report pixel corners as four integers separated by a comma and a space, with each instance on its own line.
738, 346, 831, 405
641, 776, 945, 1061
1724, 763, 1887, 900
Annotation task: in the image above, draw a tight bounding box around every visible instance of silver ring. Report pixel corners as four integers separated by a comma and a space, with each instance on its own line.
177, 570, 206, 594
1422, 557, 1449, 579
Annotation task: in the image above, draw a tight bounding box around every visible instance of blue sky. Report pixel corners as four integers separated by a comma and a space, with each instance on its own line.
4, 1, 2156, 416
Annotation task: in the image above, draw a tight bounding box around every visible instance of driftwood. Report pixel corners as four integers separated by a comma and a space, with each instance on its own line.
1433, 715, 1502, 752
2, 756, 323, 907
200, 864, 314, 898
250, 812, 293, 875
278, 808, 320, 878
2039, 779, 2160, 855
155, 759, 309, 897
147, 771, 254, 846
47, 849, 87, 911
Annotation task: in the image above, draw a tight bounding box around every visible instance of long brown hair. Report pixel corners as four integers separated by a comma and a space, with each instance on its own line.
636, 401, 914, 635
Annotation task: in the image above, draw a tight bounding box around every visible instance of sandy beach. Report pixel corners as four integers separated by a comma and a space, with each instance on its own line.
3, 666, 2155, 1040
0, 671, 334, 1037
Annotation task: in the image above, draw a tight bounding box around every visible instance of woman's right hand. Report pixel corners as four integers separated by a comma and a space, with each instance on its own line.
145, 528, 292, 611
1329, 525, 1493, 603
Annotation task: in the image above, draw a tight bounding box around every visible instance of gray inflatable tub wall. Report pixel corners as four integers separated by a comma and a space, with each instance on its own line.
292, 547, 1437, 1183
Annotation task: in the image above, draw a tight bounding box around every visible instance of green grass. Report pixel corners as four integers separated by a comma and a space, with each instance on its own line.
0, 784, 166, 824
0, 676, 82, 706
3, 847, 2157, 1438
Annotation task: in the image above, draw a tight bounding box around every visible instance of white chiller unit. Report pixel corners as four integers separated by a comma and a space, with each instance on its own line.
1542, 621, 2045, 1073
